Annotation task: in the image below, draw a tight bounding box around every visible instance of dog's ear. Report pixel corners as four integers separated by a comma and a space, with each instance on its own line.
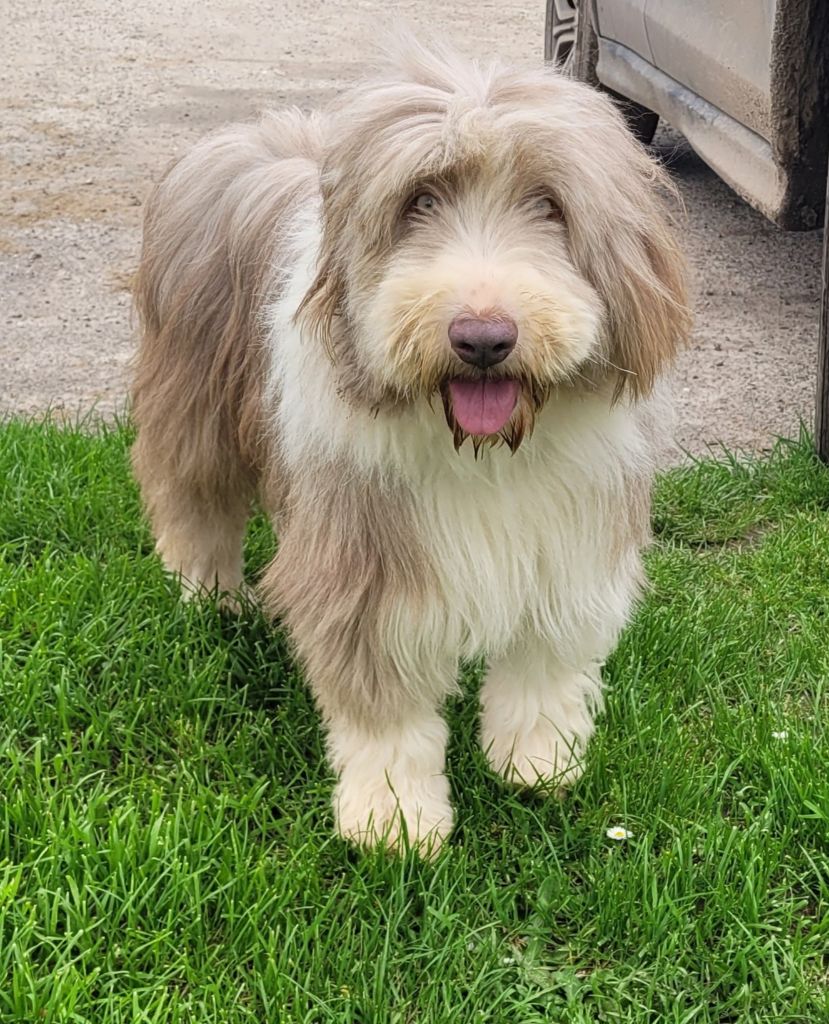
294, 165, 352, 358
563, 117, 691, 399
294, 250, 346, 359
595, 202, 689, 400
294, 212, 347, 358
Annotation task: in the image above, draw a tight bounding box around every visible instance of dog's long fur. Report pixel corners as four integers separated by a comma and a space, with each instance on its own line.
132, 39, 690, 854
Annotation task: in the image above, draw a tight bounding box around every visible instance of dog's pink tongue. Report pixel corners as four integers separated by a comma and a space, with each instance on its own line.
448, 378, 520, 435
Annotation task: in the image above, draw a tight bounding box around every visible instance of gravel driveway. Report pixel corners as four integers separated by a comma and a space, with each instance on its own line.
2, 0, 824, 457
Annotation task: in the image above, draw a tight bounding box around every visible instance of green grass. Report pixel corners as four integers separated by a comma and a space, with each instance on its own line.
2, 420, 829, 1023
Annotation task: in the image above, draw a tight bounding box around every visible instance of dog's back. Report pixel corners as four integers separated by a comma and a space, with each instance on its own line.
131, 110, 325, 594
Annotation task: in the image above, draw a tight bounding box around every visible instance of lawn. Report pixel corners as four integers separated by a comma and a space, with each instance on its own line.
2, 420, 829, 1023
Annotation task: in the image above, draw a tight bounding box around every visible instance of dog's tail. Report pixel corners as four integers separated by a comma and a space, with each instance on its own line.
132, 110, 325, 506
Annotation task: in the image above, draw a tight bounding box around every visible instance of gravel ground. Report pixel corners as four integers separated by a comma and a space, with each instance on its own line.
1, 0, 824, 456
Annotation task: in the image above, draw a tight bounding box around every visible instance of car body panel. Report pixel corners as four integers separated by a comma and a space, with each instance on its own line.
587, 0, 829, 229
597, 38, 785, 219
645, 0, 775, 142
595, 0, 651, 61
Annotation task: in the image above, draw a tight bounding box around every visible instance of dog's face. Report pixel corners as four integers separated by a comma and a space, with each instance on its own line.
358, 154, 603, 450
298, 44, 690, 449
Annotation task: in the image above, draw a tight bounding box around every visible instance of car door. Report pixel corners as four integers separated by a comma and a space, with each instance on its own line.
644, 0, 776, 142
595, 0, 653, 62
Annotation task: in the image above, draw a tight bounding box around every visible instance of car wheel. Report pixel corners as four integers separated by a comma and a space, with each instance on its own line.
544, 0, 660, 146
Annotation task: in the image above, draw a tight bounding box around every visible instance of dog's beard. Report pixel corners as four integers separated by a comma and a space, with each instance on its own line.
334, 336, 563, 453
328, 306, 587, 452
439, 375, 553, 454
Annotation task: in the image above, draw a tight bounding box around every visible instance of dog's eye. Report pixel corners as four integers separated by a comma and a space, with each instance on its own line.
532, 196, 565, 223
409, 192, 439, 215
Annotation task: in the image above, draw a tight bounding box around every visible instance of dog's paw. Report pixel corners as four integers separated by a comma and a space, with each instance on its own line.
176, 574, 255, 614
216, 581, 258, 615
480, 663, 598, 794
333, 771, 453, 858
481, 715, 585, 794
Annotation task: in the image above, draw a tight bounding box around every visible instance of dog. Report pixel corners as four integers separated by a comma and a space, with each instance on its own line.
131, 37, 690, 856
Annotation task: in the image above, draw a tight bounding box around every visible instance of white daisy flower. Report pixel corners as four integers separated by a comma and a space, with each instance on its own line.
606, 825, 633, 841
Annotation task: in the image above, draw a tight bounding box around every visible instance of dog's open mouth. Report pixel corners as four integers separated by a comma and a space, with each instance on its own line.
447, 378, 520, 436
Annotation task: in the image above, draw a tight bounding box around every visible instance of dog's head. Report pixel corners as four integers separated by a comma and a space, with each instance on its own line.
297, 39, 690, 450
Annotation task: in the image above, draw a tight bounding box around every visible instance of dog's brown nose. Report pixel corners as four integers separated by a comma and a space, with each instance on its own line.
448, 315, 517, 369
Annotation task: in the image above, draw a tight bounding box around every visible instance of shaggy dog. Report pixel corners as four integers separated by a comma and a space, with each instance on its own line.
132, 38, 690, 855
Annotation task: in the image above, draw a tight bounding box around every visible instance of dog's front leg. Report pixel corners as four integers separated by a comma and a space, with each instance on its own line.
480, 635, 604, 794
325, 702, 453, 857
281, 617, 454, 856
260, 489, 455, 856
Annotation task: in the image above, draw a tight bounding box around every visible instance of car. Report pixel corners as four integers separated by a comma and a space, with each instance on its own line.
545, 0, 829, 230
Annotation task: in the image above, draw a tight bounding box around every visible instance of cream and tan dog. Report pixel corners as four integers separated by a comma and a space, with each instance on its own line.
132, 38, 689, 855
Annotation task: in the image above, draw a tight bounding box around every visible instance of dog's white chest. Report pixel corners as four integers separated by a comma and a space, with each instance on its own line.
398, 400, 648, 664
413, 459, 564, 656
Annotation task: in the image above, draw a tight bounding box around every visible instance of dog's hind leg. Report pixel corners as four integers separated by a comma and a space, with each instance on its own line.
131, 408, 256, 607
131, 232, 261, 608
130, 118, 321, 606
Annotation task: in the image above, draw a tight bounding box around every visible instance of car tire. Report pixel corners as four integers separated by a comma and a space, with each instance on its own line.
545, 0, 660, 146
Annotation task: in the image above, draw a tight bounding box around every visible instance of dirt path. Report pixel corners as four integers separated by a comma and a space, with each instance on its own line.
1, 0, 823, 456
